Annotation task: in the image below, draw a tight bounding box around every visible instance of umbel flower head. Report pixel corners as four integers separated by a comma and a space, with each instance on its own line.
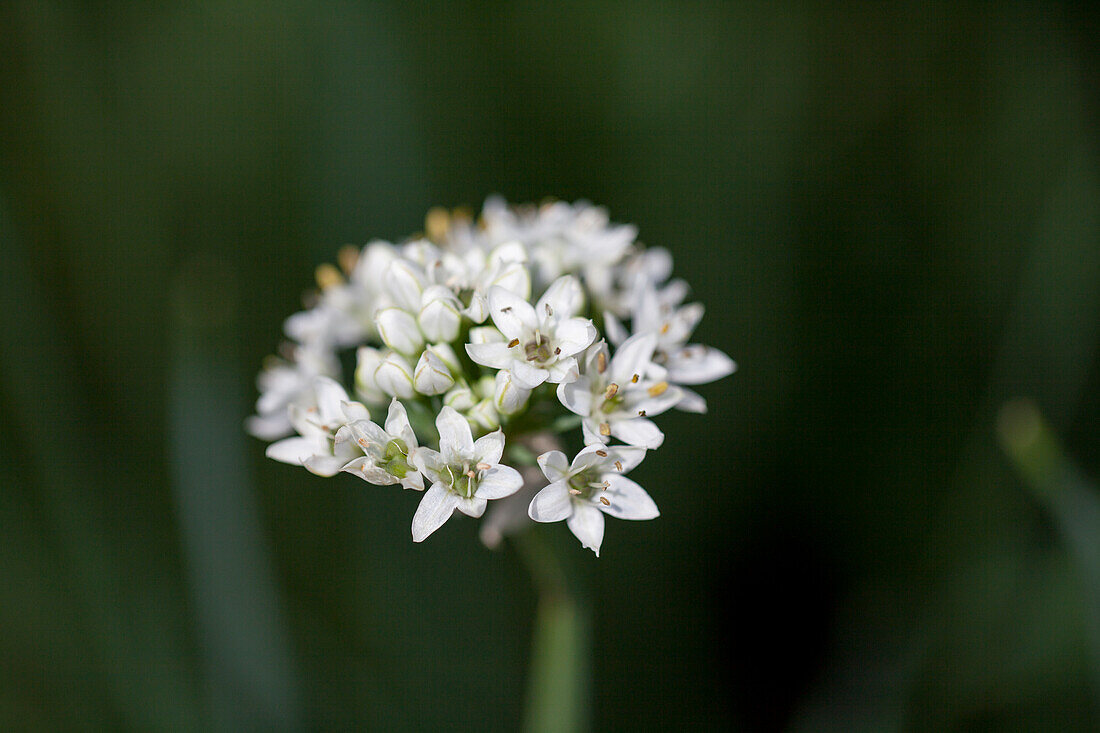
249, 197, 736, 555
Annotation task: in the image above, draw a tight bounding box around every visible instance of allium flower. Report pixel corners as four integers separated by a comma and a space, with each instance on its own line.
410, 407, 523, 542
250, 197, 735, 556
557, 334, 683, 449
265, 376, 368, 476
339, 397, 424, 491
528, 445, 659, 556
465, 275, 597, 389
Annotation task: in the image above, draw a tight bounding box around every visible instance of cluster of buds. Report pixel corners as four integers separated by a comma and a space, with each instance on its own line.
248, 198, 735, 555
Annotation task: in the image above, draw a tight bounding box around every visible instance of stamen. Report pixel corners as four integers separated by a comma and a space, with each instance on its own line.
647, 381, 668, 397
659, 322, 670, 334
545, 303, 553, 317
569, 488, 581, 496
507, 338, 520, 348
596, 352, 607, 373
599, 422, 611, 436
337, 244, 359, 275
465, 469, 476, 478
637, 409, 647, 417
554, 347, 561, 355
599, 496, 611, 506
604, 383, 619, 399
315, 263, 344, 290
631, 373, 640, 383
501, 306, 512, 313
358, 438, 369, 447
595, 449, 608, 457
475, 462, 491, 470
614, 460, 622, 471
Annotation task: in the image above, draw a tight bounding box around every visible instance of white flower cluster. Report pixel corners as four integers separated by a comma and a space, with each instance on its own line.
248, 198, 736, 556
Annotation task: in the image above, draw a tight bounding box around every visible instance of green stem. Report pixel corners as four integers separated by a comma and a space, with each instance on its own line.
512, 529, 590, 733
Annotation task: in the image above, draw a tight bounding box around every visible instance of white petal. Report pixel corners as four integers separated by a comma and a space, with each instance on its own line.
537, 274, 584, 318
414, 348, 455, 395
607, 445, 647, 474
313, 377, 351, 426
609, 417, 664, 449
341, 458, 399, 485
341, 400, 370, 423
303, 454, 349, 477
508, 360, 549, 390
528, 481, 574, 523
545, 357, 579, 384
399, 471, 425, 491
554, 318, 597, 357
412, 447, 447, 485
455, 495, 488, 518
265, 437, 316, 465
475, 465, 523, 499
624, 383, 683, 418
436, 405, 475, 462
386, 259, 425, 312
374, 353, 415, 399
411, 484, 460, 542
468, 326, 505, 344
354, 346, 387, 403
384, 398, 415, 445
463, 294, 489, 323
675, 387, 708, 413
603, 311, 629, 346
490, 261, 532, 300
418, 286, 462, 342
467, 399, 500, 431
609, 333, 658, 387
488, 286, 537, 339
443, 384, 477, 411
566, 503, 605, 556
465, 342, 514, 370
346, 418, 389, 451
494, 369, 531, 415
601, 475, 660, 520
581, 418, 608, 446
537, 450, 571, 482
665, 345, 737, 385
556, 376, 593, 417
375, 308, 424, 356
473, 430, 505, 466
665, 303, 705, 344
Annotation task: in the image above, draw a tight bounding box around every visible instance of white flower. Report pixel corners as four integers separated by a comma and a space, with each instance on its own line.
247, 344, 339, 440
339, 398, 424, 490
265, 376, 368, 476
557, 335, 681, 449
605, 277, 736, 413
465, 275, 597, 389
410, 406, 523, 542
374, 352, 416, 398
413, 345, 457, 395
528, 444, 659, 556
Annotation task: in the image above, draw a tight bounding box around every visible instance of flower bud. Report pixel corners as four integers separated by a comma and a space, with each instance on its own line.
374, 352, 415, 399
375, 307, 424, 356
418, 286, 462, 342
413, 347, 455, 395
467, 398, 500, 431
493, 369, 531, 415
443, 384, 477, 411
354, 346, 387, 403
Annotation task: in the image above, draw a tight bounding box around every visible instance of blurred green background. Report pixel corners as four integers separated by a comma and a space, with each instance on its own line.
3, 1, 1100, 730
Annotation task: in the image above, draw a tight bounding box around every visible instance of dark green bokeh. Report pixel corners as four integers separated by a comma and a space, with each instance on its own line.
2, 2, 1099, 730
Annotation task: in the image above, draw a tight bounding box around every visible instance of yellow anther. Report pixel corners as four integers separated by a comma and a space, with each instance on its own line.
425, 206, 450, 242
599, 422, 611, 436
595, 449, 607, 457
637, 409, 647, 417
614, 460, 622, 471
475, 462, 491, 471
659, 322, 670, 334
508, 338, 520, 348
315, 263, 344, 290
604, 383, 619, 399
647, 381, 668, 397
631, 374, 640, 383
599, 496, 611, 506
337, 245, 360, 274
596, 352, 608, 374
